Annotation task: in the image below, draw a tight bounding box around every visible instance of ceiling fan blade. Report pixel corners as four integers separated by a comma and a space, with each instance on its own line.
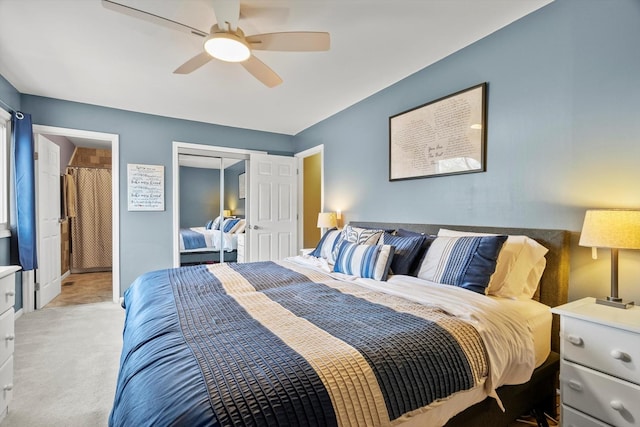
246, 32, 330, 52
102, 0, 208, 37
212, 0, 241, 32
241, 55, 283, 88
174, 52, 213, 74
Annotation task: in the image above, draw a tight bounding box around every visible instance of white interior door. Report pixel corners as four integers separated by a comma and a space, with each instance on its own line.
248, 154, 297, 262
35, 135, 61, 309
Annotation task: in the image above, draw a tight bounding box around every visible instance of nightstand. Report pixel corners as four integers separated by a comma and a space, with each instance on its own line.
551, 297, 640, 427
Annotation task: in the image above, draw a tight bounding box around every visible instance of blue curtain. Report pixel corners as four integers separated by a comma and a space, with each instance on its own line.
11, 112, 37, 270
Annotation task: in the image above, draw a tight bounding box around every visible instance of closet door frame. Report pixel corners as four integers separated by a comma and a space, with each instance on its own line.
171, 141, 265, 268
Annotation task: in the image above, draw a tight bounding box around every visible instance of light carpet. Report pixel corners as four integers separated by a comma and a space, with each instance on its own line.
3, 302, 124, 427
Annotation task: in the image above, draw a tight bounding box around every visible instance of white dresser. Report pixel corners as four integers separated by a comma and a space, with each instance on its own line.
552, 297, 640, 427
236, 233, 245, 263
0, 266, 20, 423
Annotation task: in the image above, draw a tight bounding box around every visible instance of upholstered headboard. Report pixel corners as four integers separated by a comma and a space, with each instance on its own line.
350, 221, 570, 353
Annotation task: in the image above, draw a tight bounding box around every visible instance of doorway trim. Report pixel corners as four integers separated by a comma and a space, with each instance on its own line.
294, 144, 324, 251
32, 125, 120, 305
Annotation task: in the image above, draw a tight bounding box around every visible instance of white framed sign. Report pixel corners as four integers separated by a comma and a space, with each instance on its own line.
127, 163, 165, 211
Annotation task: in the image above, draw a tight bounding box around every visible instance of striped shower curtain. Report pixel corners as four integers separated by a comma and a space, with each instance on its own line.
67, 167, 112, 272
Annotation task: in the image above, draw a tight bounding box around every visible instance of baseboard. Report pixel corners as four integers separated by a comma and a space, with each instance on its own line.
61, 270, 71, 281
14, 307, 23, 320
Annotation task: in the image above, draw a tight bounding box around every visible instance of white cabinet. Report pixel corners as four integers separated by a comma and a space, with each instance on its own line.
237, 233, 245, 263
552, 298, 640, 427
0, 266, 20, 423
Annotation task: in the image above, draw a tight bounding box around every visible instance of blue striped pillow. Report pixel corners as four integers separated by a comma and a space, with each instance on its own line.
222, 218, 240, 232
309, 228, 342, 263
380, 233, 426, 276
417, 235, 507, 294
205, 220, 214, 230
334, 241, 395, 281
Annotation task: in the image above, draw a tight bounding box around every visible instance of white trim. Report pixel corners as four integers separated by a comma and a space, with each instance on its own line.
294, 144, 324, 251
172, 141, 266, 268
0, 109, 10, 231
22, 269, 34, 313
14, 307, 23, 320
32, 125, 120, 303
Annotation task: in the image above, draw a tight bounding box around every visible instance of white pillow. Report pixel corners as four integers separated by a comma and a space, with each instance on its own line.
437, 228, 548, 299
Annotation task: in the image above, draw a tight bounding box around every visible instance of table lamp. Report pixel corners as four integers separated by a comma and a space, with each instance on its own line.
579, 209, 640, 308
317, 212, 337, 233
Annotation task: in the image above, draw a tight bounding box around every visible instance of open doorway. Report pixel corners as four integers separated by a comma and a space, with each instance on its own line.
27, 125, 120, 311
295, 145, 324, 251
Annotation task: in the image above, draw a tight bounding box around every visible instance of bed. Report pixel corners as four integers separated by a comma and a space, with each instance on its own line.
110, 222, 569, 427
179, 219, 244, 265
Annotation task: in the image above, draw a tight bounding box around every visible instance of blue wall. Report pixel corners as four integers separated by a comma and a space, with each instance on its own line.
294, 0, 640, 302
20, 95, 294, 291
179, 166, 221, 228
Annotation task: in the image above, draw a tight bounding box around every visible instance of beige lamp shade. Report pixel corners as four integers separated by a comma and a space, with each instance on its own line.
579, 209, 640, 249
317, 212, 337, 229
223, 209, 232, 217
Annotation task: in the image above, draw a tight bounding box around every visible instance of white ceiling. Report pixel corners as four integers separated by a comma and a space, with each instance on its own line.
0, 0, 553, 136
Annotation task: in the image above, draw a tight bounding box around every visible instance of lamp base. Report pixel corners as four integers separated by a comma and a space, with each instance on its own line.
596, 296, 635, 309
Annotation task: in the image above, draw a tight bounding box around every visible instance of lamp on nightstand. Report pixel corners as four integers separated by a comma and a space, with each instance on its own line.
579, 209, 640, 309
317, 212, 337, 233
223, 209, 232, 217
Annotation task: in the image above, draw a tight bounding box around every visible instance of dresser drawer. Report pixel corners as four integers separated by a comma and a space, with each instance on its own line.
0, 356, 12, 413
561, 316, 640, 384
561, 360, 640, 426
562, 405, 611, 427
0, 274, 15, 315
0, 309, 13, 365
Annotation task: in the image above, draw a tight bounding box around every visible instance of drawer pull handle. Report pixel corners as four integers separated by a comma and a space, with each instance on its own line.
610, 400, 625, 411
3, 384, 12, 391
610, 349, 630, 362
568, 379, 582, 391
567, 334, 583, 346
5, 291, 14, 297
5, 334, 13, 341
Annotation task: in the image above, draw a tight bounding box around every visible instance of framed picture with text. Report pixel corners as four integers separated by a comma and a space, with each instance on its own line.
389, 83, 487, 181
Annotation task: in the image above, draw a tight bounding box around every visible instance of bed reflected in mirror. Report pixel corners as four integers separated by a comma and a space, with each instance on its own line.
177, 153, 247, 266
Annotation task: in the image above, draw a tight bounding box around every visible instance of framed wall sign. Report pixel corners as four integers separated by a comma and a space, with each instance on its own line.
389, 82, 487, 181
127, 163, 165, 211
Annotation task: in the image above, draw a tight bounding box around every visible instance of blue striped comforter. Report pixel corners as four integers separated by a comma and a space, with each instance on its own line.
109, 261, 489, 426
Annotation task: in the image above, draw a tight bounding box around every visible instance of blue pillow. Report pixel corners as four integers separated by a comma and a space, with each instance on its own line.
333, 241, 395, 281
222, 218, 240, 233
205, 220, 214, 230
417, 235, 507, 294
380, 233, 425, 276
394, 229, 437, 276
309, 228, 341, 263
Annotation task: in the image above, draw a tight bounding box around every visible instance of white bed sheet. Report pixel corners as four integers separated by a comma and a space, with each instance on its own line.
285, 256, 551, 425
179, 227, 238, 252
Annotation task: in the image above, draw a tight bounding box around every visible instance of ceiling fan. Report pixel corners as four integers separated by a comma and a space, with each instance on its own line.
102, 0, 330, 88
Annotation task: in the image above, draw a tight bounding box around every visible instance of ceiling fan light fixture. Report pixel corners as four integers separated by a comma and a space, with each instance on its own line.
204, 32, 251, 63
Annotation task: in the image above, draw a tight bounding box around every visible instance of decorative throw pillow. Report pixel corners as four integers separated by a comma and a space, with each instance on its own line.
222, 218, 240, 233
380, 233, 426, 276
211, 215, 223, 230
437, 229, 548, 299
333, 241, 395, 281
417, 235, 507, 294
309, 228, 342, 263
395, 229, 437, 276
332, 225, 384, 261
205, 220, 214, 230
232, 219, 246, 234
